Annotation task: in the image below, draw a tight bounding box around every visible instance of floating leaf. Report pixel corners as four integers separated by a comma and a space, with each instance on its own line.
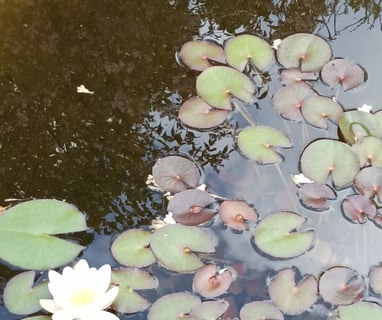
224, 34, 274, 72
268, 268, 317, 315
196, 66, 256, 110
280, 67, 317, 86
150, 224, 215, 273
299, 139, 360, 188
237, 126, 292, 164
22, 317, 51, 320
318, 266, 365, 305
189, 300, 229, 319
148, 292, 201, 320
301, 96, 343, 129
152, 155, 200, 193
0, 199, 87, 270
193, 264, 236, 298
254, 211, 315, 259
276, 33, 332, 72
369, 264, 382, 296
341, 194, 376, 224
352, 136, 382, 167
111, 229, 156, 267
354, 167, 382, 202
219, 200, 258, 231
179, 40, 226, 71
4, 271, 50, 315
240, 300, 284, 320
112, 268, 158, 314
321, 58, 366, 90
178, 97, 229, 129
298, 183, 336, 211
273, 83, 316, 121
338, 301, 382, 320
167, 189, 216, 226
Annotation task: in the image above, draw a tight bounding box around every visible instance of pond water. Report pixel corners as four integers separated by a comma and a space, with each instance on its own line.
1, 1, 382, 319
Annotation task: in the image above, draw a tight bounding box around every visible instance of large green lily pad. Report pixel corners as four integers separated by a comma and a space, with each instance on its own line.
338, 301, 382, 319
352, 136, 382, 167
0, 199, 87, 270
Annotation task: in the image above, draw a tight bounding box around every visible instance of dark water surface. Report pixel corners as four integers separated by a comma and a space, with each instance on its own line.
0, 1, 382, 319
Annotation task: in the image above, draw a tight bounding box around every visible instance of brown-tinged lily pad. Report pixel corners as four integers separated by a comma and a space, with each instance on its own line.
224, 34, 274, 72
299, 139, 360, 189
338, 301, 382, 319
321, 58, 367, 91
354, 167, 382, 202
276, 33, 332, 72
111, 229, 156, 267
369, 264, 382, 296
196, 66, 256, 110
219, 200, 258, 231
179, 40, 226, 71
341, 194, 376, 224
167, 189, 217, 226
352, 136, 382, 167
240, 300, 284, 320
280, 67, 317, 86
318, 266, 365, 306
268, 268, 317, 315
273, 83, 317, 121
237, 126, 292, 164
152, 155, 200, 193
193, 264, 236, 298
150, 224, 215, 273
254, 211, 315, 259
178, 97, 229, 130
301, 96, 343, 129
297, 183, 336, 211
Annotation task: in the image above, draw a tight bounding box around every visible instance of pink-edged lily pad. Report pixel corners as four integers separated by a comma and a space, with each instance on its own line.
373, 209, 382, 228
224, 34, 274, 72
301, 96, 343, 129
219, 200, 258, 231
148, 292, 201, 320
178, 96, 229, 129
152, 155, 200, 193
369, 264, 382, 296
341, 194, 376, 224
321, 58, 367, 91
299, 139, 360, 189
273, 83, 317, 121
240, 301, 284, 320
318, 266, 365, 306
338, 301, 382, 319
196, 66, 256, 110
111, 229, 156, 268
354, 167, 382, 202
237, 126, 292, 164
150, 224, 215, 273
297, 183, 336, 211
193, 264, 236, 298
111, 268, 158, 314
254, 211, 315, 259
189, 300, 230, 319
179, 40, 226, 71
280, 67, 317, 86
268, 268, 317, 315
352, 136, 382, 167
276, 33, 332, 72
167, 189, 217, 226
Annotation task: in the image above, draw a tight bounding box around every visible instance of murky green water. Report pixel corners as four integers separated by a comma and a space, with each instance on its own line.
1, 1, 382, 319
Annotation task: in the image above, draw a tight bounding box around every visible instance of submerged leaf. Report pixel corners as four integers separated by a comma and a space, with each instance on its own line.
240, 300, 284, 320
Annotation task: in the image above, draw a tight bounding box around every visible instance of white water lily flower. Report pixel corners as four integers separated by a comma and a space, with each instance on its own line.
40, 259, 119, 320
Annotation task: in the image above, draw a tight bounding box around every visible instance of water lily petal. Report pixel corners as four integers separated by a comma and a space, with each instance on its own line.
95, 264, 112, 293
40, 299, 61, 313
95, 286, 120, 310
83, 310, 120, 320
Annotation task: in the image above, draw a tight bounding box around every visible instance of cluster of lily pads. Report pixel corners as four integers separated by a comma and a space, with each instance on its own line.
2, 32, 382, 319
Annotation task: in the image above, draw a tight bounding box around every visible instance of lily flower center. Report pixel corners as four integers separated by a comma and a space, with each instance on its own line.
70, 288, 96, 307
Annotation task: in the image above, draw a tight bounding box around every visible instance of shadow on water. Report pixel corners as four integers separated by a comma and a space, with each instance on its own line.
0, 0, 382, 319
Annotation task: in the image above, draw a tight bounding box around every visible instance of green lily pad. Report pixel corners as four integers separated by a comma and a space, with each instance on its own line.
254, 211, 315, 259
111, 229, 156, 267
150, 224, 215, 273
196, 66, 256, 110
277, 33, 332, 72
0, 199, 87, 270
299, 139, 360, 188
352, 136, 382, 167
237, 126, 292, 164
112, 268, 158, 314
4, 271, 50, 315
240, 301, 284, 320
301, 96, 343, 129
179, 40, 226, 71
224, 34, 274, 72
147, 292, 201, 320
189, 300, 229, 319
21, 317, 51, 320
338, 301, 382, 320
